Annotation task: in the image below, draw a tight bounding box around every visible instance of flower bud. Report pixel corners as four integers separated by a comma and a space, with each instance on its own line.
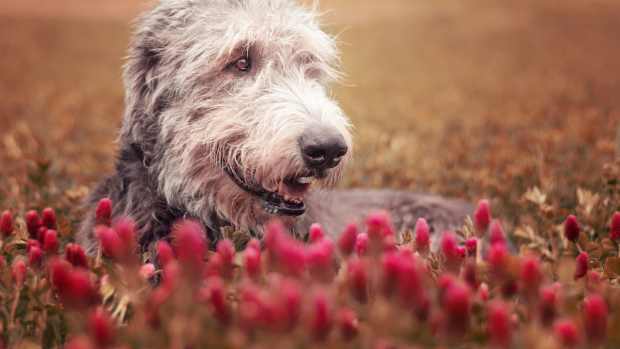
441, 232, 462, 269
310, 290, 332, 341
203, 277, 230, 325
246, 238, 261, 251
338, 223, 358, 255
29, 245, 43, 268
488, 243, 509, 277
172, 219, 207, 268
610, 211, 620, 240
554, 319, 580, 348
95, 198, 112, 226
49, 259, 99, 309
414, 218, 430, 252
156, 241, 175, 267
43, 229, 59, 254
487, 301, 512, 348
96, 226, 123, 259
216, 239, 235, 278
25, 210, 41, 239
583, 294, 608, 344
0, 210, 14, 237
574, 252, 588, 280
347, 257, 368, 303
88, 307, 115, 348
309, 223, 325, 242
520, 255, 542, 296
337, 308, 358, 341
366, 211, 394, 238
563, 215, 580, 243
12, 258, 27, 287
41, 207, 57, 230
463, 261, 479, 290
489, 220, 506, 246
539, 284, 559, 326
65, 243, 88, 269
354, 233, 369, 256
113, 217, 137, 255
442, 282, 471, 334
244, 246, 261, 279
27, 239, 41, 252
465, 238, 477, 257
474, 199, 491, 232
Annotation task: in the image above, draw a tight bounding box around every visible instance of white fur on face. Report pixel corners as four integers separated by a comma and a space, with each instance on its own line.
124, 0, 352, 233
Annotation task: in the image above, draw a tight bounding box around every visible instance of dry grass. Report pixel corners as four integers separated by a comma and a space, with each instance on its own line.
0, 0, 619, 227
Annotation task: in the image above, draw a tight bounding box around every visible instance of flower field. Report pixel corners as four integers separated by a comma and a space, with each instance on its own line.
1, 0, 620, 348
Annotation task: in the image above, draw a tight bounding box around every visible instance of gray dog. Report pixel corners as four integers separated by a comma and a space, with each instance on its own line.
77, 0, 471, 255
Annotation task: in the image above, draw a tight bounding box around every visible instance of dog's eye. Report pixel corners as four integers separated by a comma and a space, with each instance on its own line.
233, 57, 251, 72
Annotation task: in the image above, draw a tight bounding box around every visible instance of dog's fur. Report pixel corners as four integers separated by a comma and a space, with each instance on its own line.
77, 0, 472, 256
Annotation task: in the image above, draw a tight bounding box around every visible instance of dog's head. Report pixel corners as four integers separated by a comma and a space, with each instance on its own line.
120, 0, 352, 231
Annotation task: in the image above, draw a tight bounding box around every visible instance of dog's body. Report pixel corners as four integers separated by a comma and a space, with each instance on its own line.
77, 0, 471, 255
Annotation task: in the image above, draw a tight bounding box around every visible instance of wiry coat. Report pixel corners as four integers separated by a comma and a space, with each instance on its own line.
78, 0, 471, 256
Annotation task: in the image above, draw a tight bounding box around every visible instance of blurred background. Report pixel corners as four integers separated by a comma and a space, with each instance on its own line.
0, 0, 619, 225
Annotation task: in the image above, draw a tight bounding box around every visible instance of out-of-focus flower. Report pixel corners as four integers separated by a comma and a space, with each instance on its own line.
610, 211, 620, 240
441, 232, 462, 269
12, 258, 27, 287
414, 218, 430, 252
65, 243, 88, 269
574, 252, 588, 280
140, 263, 156, 280
489, 220, 506, 246
49, 259, 99, 309
95, 198, 113, 226
337, 308, 358, 341
487, 301, 512, 348
244, 246, 261, 279
519, 255, 542, 296
474, 199, 491, 233
465, 238, 477, 257
487, 243, 509, 277
309, 223, 325, 242
0, 210, 13, 237
43, 229, 59, 254
442, 282, 471, 334
216, 239, 235, 278
583, 294, 608, 344
28, 246, 43, 268
156, 241, 175, 267
41, 207, 57, 230
355, 233, 369, 256
202, 276, 230, 325
309, 290, 332, 341
172, 219, 207, 268
563, 215, 580, 243
338, 223, 358, 256
88, 307, 115, 348
553, 319, 580, 348
347, 257, 368, 303
25, 210, 41, 239
539, 284, 559, 326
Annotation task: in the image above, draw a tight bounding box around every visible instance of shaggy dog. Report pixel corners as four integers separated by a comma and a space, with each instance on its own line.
77, 0, 471, 256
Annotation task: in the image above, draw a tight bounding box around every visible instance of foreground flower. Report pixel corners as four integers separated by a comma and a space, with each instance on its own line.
95, 198, 112, 226
574, 252, 588, 280
582, 294, 608, 344
442, 282, 471, 334
563, 215, 580, 243
519, 255, 542, 296
41, 207, 57, 230
347, 257, 368, 303
414, 218, 430, 252
12, 258, 27, 287
338, 223, 358, 255
487, 301, 512, 347
88, 307, 115, 348
554, 319, 580, 348
310, 290, 332, 341
610, 211, 620, 240
309, 223, 325, 242
489, 220, 506, 246
337, 308, 358, 341
25, 210, 41, 238
65, 243, 89, 268
50, 259, 99, 308
172, 220, 207, 268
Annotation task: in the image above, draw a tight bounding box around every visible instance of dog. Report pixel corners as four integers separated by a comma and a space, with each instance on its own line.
77, 0, 472, 256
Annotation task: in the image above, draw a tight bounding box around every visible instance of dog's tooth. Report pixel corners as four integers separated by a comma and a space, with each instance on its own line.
296, 176, 314, 184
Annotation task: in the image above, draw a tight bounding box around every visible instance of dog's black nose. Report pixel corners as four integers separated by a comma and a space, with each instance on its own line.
299, 127, 348, 170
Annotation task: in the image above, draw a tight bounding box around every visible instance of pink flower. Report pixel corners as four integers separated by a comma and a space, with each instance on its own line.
203, 276, 230, 325
442, 282, 471, 334
156, 241, 175, 267
88, 307, 115, 348
478, 283, 489, 301
216, 239, 235, 278
366, 211, 394, 239
244, 246, 261, 279
554, 319, 580, 348
246, 238, 261, 251
28, 246, 43, 268
49, 259, 99, 309
95, 198, 112, 226
65, 243, 89, 269
354, 233, 369, 256
347, 257, 368, 303
25, 210, 41, 239
113, 217, 137, 254
463, 261, 479, 290
474, 199, 491, 232
414, 218, 430, 252
140, 263, 156, 280
42, 229, 59, 254
307, 238, 335, 279
337, 308, 358, 341
489, 220, 506, 246
520, 255, 542, 295
310, 290, 332, 341
26, 239, 40, 252
583, 294, 608, 344
487, 243, 509, 277
96, 226, 123, 260
465, 238, 477, 257
12, 258, 27, 287
381, 252, 402, 296
0, 210, 14, 237
487, 301, 512, 347
440, 232, 462, 269
539, 284, 559, 326
338, 223, 358, 255
574, 252, 588, 280
397, 253, 423, 305
309, 223, 325, 242
563, 215, 580, 242
610, 211, 620, 240
41, 207, 57, 230
172, 219, 207, 268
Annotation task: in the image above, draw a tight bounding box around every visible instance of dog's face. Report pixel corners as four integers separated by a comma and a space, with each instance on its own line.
122, 0, 352, 231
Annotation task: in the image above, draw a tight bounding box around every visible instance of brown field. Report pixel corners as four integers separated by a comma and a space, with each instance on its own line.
0, 0, 619, 228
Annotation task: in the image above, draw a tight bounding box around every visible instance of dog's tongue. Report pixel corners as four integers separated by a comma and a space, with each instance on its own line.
277, 180, 311, 202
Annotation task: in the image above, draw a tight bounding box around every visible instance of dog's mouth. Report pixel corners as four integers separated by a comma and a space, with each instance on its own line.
224, 166, 317, 216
